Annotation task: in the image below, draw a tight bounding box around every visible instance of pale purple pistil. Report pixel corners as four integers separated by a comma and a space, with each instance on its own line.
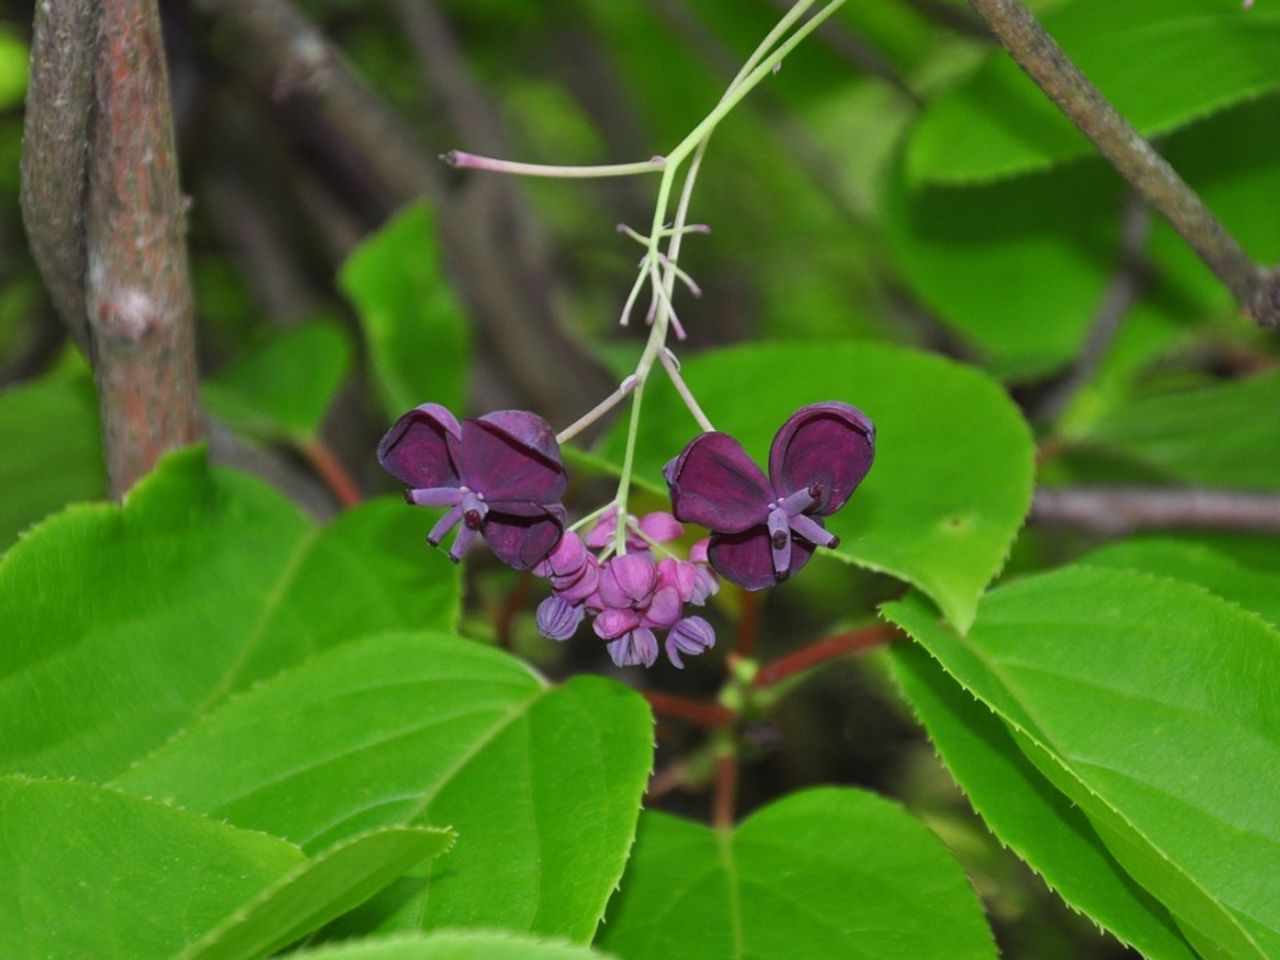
764, 485, 839, 579
417, 485, 490, 561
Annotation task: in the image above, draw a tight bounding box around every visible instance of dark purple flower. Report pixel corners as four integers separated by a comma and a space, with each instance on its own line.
664, 616, 715, 668
663, 402, 874, 590
378, 404, 567, 570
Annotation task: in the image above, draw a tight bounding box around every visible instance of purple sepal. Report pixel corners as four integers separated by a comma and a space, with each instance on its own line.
536, 595, 584, 641
607, 628, 659, 668
597, 554, 657, 609
768, 402, 874, 516
377, 404, 462, 489
664, 432, 771, 533
665, 616, 715, 668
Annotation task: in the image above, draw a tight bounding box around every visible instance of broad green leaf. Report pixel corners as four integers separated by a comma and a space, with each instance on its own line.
598, 787, 997, 960
597, 342, 1035, 630
885, 161, 1123, 377
883, 568, 1280, 960
289, 931, 614, 959
203, 321, 352, 443
0, 776, 448, 960
0, 447, 459, 781
0, 776, 301, 958
887, 643, 1199, 960
1080, 538, 1280, 626
183, 827, 454, 960
0, 367, 104, 552
1073, 371, 1280, 489
113, 632, 653, 943
0, 26, 27, 111
340, 202, 469, 419
908, 0, 1280, 183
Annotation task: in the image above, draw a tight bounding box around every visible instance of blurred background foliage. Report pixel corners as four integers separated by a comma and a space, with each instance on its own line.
2, 1, 1278, 956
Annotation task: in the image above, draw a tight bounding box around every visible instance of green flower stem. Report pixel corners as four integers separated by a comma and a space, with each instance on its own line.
441, 150, 667, 178
610, 0, 847, 550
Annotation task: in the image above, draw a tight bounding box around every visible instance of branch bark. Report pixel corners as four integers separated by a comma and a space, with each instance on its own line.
1030, 487, 1280, 536
23, 0, 203, 497
968, 0, 1280, 328
21, 0, 99, 353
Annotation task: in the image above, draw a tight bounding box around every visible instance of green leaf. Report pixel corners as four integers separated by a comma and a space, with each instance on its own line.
1079, 538, 1280, 627
0, 367, 105, 552
908, 0, 1280, 184
202, 321, 352, 443
0, 776, 448, 960
597, 342, 1035, 631
0, 26, 27, 111
0, 776, 301, 959
887, 643, 1199, 960
288, 931, 614, 960
183, 827, 454, 960
0, 447, 459, 781
883, 568, 1280, 960
598, 787, 997, 960
112, 632, 654, 943
885, 161, 1123, 377
1073, 371, 1280, 489
340, 202, 469, 419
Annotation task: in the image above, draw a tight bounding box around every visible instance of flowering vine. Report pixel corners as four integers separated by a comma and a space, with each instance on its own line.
378, 0, 876, 669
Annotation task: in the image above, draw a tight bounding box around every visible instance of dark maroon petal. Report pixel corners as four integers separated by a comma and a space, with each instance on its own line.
768, 402, 874, 515
708, 526, 816, 591
477, 410, 562, 464
664, 432, 771, 534
481, 503, 565, 571
377, 403, 463, 489
455, 414, 567, 504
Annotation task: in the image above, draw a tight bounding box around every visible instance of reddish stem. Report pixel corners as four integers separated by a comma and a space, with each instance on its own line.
735, 590, 761, 658
753, 624, 899, 689
302, 439, 363, 508
711, 752, 739, 829
643, 690, 735, 728
495, 573, 532, 649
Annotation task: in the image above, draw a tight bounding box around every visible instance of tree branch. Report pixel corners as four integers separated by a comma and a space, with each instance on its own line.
1030, 487, 1280, 536
85, 0, 204, 497
21, 0, 99, 353
968, 0, 1280, 328
23, 0, 204, 497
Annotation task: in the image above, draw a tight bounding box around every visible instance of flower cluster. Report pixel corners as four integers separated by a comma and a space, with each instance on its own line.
533, 509, 719, 668
378, 401, 874, 668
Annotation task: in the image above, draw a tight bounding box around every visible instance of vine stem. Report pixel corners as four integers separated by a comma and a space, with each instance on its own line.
968, 0, 1280, 327
643, 690, 736, 728
301, 439, 363, 508
753, 624, 899, 688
